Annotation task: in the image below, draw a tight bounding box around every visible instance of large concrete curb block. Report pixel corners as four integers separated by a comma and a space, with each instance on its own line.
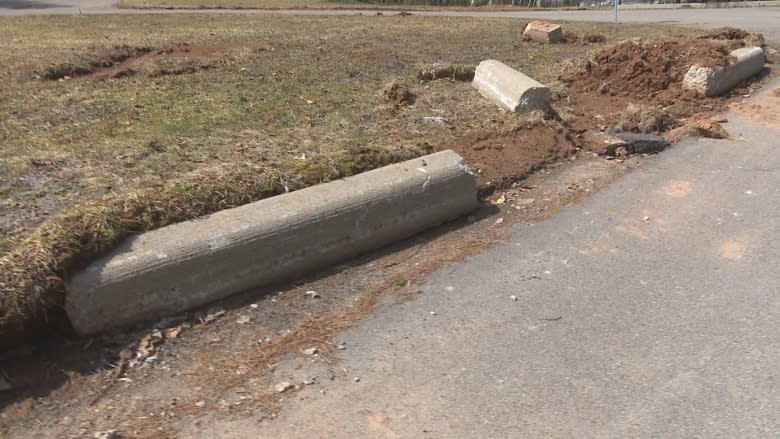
65, 150, 478, 336
522, 20, 563, 43
472, 60, 551, 113
682, 47, 765, 97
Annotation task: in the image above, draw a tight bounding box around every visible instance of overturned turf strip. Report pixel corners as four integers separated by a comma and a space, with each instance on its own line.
0, 145, 425, 348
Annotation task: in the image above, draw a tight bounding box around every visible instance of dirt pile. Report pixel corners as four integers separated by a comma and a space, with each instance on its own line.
573, 39, 734, 98
440, 118, 575, 195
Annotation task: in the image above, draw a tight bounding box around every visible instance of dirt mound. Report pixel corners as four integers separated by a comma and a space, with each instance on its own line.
383, 82, 415, 106
440, 120, 575, 195
573, 39, 733, 98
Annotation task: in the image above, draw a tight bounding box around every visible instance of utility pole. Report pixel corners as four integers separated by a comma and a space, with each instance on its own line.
614, 0, 619, 22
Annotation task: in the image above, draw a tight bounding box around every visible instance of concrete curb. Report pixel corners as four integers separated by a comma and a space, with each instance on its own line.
65, 150, 478, 336
472, 60, 551, 113
682, 46, 765, 97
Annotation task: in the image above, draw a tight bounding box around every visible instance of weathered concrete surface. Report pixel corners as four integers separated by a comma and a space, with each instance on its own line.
522, 20, 563, 43
683, 46, 765, 97
472, 60, 551, 113
65, 150, 478, 336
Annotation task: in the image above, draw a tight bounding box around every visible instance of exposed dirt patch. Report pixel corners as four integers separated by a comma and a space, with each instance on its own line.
440, 121, 576, 196
44, 43, 229, 80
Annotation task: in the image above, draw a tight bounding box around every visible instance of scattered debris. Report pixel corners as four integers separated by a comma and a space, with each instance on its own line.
274, 382, 294, 393
666, 117, 730, 143
93, 430, 121, 439
202, 307, 226, 324
164, 327, 182, 339
609, 131, 671, 155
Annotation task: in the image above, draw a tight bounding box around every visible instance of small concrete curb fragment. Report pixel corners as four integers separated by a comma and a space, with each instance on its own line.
523, 20, 563, 43
683, 46, 765, 97
472, 60, 551, 113
65, 150, 478, 336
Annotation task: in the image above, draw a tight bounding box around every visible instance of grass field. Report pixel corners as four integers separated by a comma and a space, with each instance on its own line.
0, 13, 696, 344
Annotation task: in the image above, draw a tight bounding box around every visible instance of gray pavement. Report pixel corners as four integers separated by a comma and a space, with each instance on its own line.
215, 76, 780, 439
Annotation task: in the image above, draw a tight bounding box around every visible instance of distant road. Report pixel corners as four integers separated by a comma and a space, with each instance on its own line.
1, 0, 779, 42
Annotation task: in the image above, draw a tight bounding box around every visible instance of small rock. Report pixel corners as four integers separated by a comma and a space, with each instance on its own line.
275, 382, 294, 393
510, 295, 518, 301
353, 377, 361, 383
249, 303, 259, 309
334, 344, 347, 350
236, 316, 252, 325
429, 311, 437, 316
303, 347, 319, 356
203, 307, 226, 323
195, 401, 206, 408
305, 290, 320, 298
495, 217, 504, 225
93, 430, 121, 439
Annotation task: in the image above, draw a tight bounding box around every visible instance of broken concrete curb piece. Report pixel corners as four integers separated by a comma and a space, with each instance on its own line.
472, 60, 551, 113
65, 150, 478, 336
523, 20, 563, 43
611, 132, 671, 154
584, 131, 670, 155
683, 46, 765, 97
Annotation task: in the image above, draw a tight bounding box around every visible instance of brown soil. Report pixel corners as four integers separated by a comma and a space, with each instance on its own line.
44, 43, 229, 81
572, 39, 733, 99
440, 122, 576, 195
382, 82, 415, 106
